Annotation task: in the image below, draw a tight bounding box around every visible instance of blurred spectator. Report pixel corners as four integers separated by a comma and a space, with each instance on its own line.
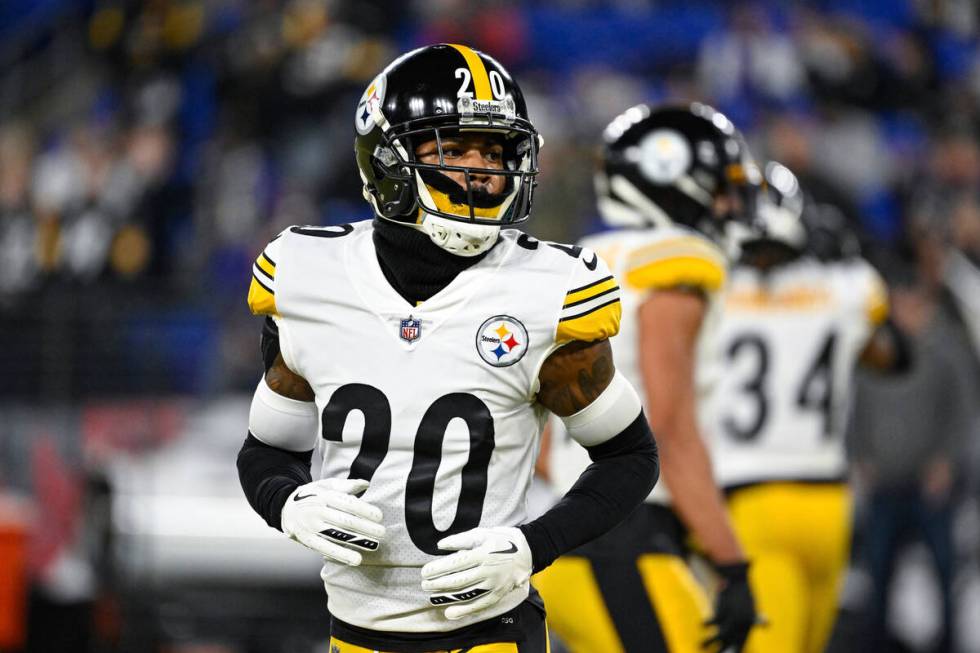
697, 3, 806, 107
850, 280, 977, 653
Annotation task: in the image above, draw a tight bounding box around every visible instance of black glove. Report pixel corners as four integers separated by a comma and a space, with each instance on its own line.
701, 561, 758, 652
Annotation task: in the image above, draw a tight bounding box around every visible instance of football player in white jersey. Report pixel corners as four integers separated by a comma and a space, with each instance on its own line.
236, 44, 660, 653
534, 104, 760, 652
702, 162, 907, 653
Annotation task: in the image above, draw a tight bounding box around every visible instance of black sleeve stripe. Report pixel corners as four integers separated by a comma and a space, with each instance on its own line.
260, 251, 277, 268
251, 271, 275, 294
566, 274, 614, 296
557, 297, 620, 323
253, 262, 275, 283
562, 285, 619, 309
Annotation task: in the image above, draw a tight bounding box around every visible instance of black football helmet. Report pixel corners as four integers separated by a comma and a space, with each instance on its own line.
802, 202, 862, 262
595, 103, 761, 242
743, 161, 808, 252
354, 44, 539, 255
749, 161, 861, 263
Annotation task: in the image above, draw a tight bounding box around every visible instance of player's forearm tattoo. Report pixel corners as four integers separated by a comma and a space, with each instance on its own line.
537, 339, 615, 416
266, 353, 315, 402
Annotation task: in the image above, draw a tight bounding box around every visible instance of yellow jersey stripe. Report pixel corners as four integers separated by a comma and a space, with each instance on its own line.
247, 276, 277, 316
626, 256, 726, 292
448, 43, 492, 100
556, 298, 621, 343
564, 275, 616, 306
563, 284, 619, 309
868, 293, 889, 326
257, 252, 276, 276
627, 236, 725, 268
253, 261, 274, 283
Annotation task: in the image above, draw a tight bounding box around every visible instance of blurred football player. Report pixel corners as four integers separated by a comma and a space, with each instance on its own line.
534, 103, 760, 652
235, 44, 660, 652
704, 161, 907, 653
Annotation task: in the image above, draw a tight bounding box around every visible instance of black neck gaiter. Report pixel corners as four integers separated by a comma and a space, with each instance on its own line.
371, 218, 490, 305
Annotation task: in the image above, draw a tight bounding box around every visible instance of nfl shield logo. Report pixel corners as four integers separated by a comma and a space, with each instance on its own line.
400, 316, 421, 343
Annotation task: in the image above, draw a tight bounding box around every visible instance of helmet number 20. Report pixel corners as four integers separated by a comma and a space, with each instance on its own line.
454, 67, 507, 100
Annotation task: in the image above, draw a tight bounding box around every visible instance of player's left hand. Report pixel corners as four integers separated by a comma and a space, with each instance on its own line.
701, 561, 759, 652
420, 526, 532, 620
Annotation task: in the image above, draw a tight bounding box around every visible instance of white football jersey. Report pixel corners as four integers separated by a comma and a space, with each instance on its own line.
704, 257, 888, 487
546, 224, 728, 505
247, 221, 621, 633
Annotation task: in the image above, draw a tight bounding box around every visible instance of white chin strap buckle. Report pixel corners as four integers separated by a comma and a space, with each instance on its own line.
421, 213, 500, 257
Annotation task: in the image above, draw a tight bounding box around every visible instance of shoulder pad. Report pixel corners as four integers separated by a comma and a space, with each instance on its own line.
623, 230, 726, 294
555, 246, 622, 344
247, 232, 284, 316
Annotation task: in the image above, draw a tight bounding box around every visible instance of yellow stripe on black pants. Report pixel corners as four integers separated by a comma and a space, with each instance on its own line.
533, 504, 710, 652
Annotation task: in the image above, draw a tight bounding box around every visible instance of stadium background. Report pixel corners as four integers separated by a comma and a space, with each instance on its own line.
0, 0, 978, 652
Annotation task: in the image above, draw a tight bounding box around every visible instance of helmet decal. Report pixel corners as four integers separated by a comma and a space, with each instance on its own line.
355, 73, 387, 136
638, 129, 692, 184
595, 102, 760, 243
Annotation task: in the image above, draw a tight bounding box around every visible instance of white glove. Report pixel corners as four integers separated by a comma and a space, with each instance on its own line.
420, 526, 533, 620
280, 478, 385, 566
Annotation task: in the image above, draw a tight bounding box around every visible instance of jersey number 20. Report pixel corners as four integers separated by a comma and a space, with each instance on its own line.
321, 385, 494, 556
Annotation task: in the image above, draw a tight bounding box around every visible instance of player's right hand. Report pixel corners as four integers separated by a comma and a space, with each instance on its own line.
280, 478, 385, 566
701, 561, 758, 652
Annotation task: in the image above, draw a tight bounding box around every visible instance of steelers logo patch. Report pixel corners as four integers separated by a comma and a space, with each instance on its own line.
476, 316, 528, 367
638, 128, 691, 183
355, 73, 386, 135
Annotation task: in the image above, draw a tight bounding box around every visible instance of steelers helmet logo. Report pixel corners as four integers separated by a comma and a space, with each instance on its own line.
355, 73, 387, 135
638, 129, 691, 184
476, 316, 528, 367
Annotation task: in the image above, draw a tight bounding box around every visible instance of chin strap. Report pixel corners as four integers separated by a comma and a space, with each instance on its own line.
419, 212, 501, 257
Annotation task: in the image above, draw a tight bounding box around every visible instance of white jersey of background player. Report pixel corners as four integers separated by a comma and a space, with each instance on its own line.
702, 161, 901, 653
536, 104, 760, 653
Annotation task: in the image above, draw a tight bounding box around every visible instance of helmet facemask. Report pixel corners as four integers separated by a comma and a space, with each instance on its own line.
376, 121, 538, 257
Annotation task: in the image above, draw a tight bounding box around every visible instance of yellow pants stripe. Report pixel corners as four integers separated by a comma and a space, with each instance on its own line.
532, 560, 623, 653
328, 636, 519, 653
636, 554, 713, 652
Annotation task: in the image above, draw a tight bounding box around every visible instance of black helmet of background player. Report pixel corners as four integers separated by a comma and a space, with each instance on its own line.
802, 201, 862, 262
354, 44, 540, 257
595, 102, 762, 243
745, 161, 862, 265
738, 161, 808, 266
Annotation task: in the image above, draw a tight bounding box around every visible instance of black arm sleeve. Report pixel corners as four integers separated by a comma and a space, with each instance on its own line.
237, 433, 314, 531
261, 317, 281, 373
519, 411, 659, 573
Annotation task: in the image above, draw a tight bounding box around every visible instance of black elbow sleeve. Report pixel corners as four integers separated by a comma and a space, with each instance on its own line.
237, 433, 314, 531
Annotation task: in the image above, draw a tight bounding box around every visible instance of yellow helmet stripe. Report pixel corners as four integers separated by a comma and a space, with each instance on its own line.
448, 44, 493, 100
